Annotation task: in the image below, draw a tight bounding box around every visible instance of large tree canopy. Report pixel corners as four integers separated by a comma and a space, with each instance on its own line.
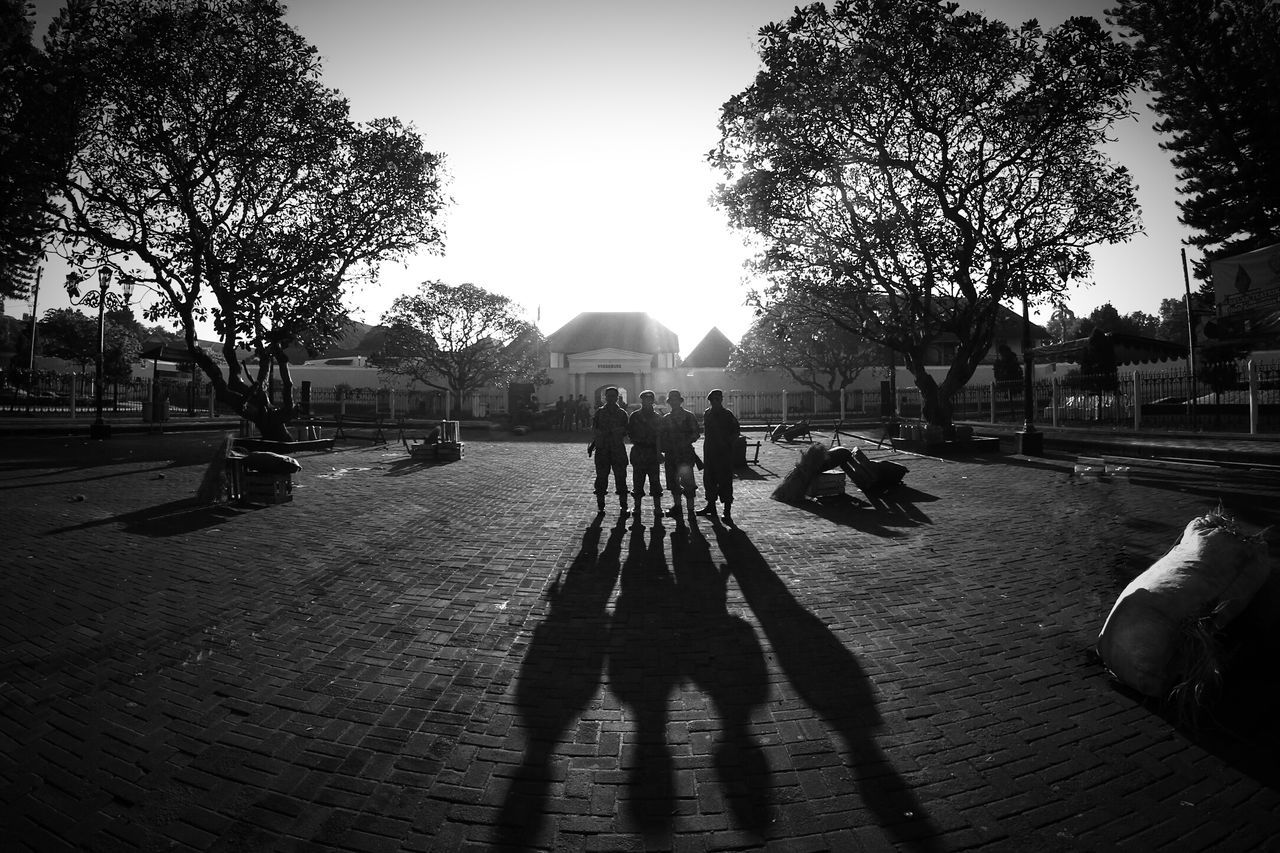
0, 0, 72, 299
711, 0, 1143, 426
1076, 301, 1158, 338
728, 300, 882, 408
1107, 0, 1280, 287
48, 0, 448, 440
37, 306, 138, 380
379, 281, 547, 414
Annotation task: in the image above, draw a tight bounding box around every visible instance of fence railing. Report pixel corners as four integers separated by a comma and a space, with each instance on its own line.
0, 373, 225, 420
4, 359, 1277, 434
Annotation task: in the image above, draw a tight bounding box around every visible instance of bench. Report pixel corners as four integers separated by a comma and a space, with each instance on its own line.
734, 435, 762, 467
334, 412, 387, 442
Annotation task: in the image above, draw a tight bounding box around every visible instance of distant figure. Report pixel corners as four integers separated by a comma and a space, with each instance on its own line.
576, 394, 591, 431
697, 389, 740, 524
660, 389, 700, 525
627, 390, 664, 527
591, 386, 630, 515
554, 395, 567, 431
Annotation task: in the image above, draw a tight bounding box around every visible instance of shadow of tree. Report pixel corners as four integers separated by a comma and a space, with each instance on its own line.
43, 497, 243, 538
494, 515, 624, 849
714, 525, 945, 852
381, 457, 455, 477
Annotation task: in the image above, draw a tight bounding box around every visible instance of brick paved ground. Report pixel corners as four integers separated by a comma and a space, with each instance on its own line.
1, 429, 1277, 852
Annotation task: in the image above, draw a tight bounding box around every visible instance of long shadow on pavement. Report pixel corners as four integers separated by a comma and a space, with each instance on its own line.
43, 497, 240, 538
607, 524, 683, 840
713, 524, 945, 852
494, 515, 624, 849
670, 523, 773, 837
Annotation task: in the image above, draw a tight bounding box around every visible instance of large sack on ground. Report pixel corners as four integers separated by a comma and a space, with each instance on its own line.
1097, 511, 1270, 698
244, 451, 302, 474
772, 443, 831, 503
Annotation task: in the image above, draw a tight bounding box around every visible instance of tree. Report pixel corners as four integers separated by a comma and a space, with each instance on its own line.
1075, 327, 1119, 416
0, 0, 73, 299
36, 306, 139, 380
1155, 296, 1189, 345
1107, 0, 1280, 286
37, 307, 97, 369
48, 0, 448, 441
1046, 302, 1079, 344
711, 2, 1142, 428
379, 282, 547, 415
728, 300, 881, 409
1077, 302, 1158, 338
991, 342, 1023, 418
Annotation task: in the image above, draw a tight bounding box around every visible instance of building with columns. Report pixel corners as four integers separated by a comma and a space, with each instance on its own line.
544, 312, 682, 405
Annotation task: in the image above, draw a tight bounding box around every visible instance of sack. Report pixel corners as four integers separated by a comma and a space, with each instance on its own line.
1097, 511, 1270, 698
244, 451, 302, 474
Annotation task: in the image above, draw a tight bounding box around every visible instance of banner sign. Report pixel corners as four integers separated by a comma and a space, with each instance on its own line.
1211, 242, 1280, 318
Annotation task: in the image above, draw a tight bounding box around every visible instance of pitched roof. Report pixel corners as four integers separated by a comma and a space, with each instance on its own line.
545, 312, 679, 355
682, 327, 735, 367
1032, 332, 1188, 365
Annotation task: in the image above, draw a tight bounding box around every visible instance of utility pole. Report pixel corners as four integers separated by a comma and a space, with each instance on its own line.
1181, 248, 1198, 424
27, 267, 42, 371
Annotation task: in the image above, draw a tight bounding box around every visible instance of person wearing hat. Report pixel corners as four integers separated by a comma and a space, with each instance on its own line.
591, 386, 630, 515
660, 389, 700, 524
696, 389, 740, 524
627, 390, 665, 526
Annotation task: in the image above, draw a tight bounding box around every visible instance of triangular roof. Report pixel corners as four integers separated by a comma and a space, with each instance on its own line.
682, 327, 735, 368
546, 312, 679, 355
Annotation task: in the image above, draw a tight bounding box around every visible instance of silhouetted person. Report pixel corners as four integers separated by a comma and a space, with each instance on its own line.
591, 386, 630, 515
627, 389, 664, 527
660, 389, 700, 526
695, 388, 740, 524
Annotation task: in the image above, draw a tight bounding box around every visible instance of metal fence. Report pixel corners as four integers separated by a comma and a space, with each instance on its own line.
1, 372, 222, 420
5, 358, 1277, 434
945, 360, 1279, 434
299, 386, 509, 419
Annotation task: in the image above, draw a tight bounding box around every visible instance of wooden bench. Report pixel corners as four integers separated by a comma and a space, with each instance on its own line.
334, 412, 387, 442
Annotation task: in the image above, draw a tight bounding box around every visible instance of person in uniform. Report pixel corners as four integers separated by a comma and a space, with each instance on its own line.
660, 389, 700, 525
696, 389, 740, 524
626, 390, 664, 527
591, 386, 630, 515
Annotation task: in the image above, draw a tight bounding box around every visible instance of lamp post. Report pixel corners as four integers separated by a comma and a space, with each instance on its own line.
1014, 275, 1042, 456
68, 267, 134, 439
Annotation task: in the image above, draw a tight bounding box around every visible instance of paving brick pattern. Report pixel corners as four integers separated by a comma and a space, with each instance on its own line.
1, 431, 1277, 852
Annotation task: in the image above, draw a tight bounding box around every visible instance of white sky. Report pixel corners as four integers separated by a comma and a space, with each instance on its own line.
14, 0, 1195, 357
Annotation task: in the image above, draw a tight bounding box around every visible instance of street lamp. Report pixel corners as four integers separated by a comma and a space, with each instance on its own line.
1014, 274, 1042, 456
68, 267, 134, 439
